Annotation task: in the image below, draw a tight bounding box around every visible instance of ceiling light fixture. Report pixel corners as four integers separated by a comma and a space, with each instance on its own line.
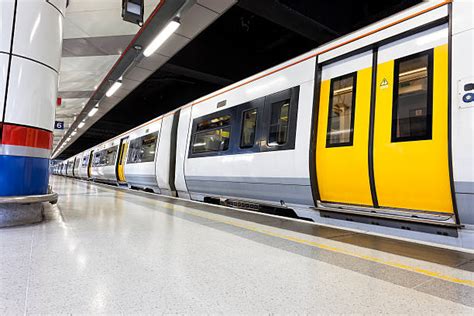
88, 106, 99, 117
106, 80, 122, 97
143, 19, 180, 57
78, 121, 85, 128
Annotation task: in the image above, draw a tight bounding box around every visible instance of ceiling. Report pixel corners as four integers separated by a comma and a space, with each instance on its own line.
54, 0, 162, 150
56, 0, 422, 159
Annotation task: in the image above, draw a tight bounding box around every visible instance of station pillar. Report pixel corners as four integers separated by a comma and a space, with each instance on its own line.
0, 0, 66, 226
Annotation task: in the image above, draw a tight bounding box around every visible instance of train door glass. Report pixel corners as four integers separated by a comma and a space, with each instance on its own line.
316, 51, 373, 206
373, 24, 453, 213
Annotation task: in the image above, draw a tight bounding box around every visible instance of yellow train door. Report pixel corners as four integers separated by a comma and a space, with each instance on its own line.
373, 25, 454, 214
316, 51, 374, 206
116, 138, 128, 183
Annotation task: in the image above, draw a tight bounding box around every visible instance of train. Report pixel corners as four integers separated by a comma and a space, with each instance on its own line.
52, 0, 474, 250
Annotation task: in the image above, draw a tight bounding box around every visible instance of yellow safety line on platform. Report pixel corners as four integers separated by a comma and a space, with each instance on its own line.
158, 201, 474, 288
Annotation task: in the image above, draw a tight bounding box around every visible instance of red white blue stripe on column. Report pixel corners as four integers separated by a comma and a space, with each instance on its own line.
0, 123, 52, 196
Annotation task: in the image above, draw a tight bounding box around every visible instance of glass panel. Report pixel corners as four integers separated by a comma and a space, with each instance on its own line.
393, 54, 431, 141
327, 75, 355, 146
196, 115, 231, 132
127, 132, 158, 164
82, 155, 89, 167
268, 99, 290, 146
74, 158, 80, 168
93, 152, 102, 167
192, 128, 230, 154
105, 146, 118, 166
240, 108, 257, 148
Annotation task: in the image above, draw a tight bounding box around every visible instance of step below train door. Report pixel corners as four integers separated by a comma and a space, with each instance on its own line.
373, 24, 454, 216
316, 51, 374, 207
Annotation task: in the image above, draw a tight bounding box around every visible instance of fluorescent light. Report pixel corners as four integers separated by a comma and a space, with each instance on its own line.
88, 107, 99, 117
106, 80, 122, 97
78, 121, 85, 128
143, 19, 180, 57
71, 131, 77, 136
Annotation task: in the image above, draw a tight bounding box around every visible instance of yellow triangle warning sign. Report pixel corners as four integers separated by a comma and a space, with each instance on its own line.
380, 78, 389, 89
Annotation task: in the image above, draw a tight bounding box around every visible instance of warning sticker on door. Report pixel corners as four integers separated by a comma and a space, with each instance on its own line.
380, 78, 389, 89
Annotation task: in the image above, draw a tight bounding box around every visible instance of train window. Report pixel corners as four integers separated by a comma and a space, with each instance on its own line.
105, 146, 118, 166
93, 151, 102, 167
196, 115, 230, 132
74, 158, 80, 169
392, 51, 433, 142
127, 132, 158, 164
326, 73, 356, 147
82, 155, 89, 167
268, 99, 290, 146
191, 114, 231, 155
192, 128, 230, 154
240, 108, 258, 148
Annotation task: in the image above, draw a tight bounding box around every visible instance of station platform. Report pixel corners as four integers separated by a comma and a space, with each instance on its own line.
1, 176, 473, 314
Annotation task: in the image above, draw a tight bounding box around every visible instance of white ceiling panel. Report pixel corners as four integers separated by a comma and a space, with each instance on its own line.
60, 55, 119, 72
112, 86, 133, 99
66, 9, 140, 38
121, 78, 141, 91
125, 66, 153, 82
63, 18, 89, 39
66, 0, 160, 14
137, 52, 168, 71
155, 33, 190, 58
54, 0, 237, 157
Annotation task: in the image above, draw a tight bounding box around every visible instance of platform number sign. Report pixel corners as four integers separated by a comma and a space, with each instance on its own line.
55, 121, 64, 130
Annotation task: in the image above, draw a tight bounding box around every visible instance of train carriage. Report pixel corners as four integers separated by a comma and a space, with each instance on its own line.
122, 118, 162, 192
90, 141, 120, 184
54, 0, 473, 249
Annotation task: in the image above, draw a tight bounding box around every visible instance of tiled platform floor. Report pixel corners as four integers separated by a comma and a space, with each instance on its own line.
1, 176, 473, 314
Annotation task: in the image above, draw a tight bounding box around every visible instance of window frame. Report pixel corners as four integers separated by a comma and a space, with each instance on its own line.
261, 86, 299, 153
127, 132, 159, 164
104, 146, 118, 166
325, 72, 357, 148
187, 86, 299, 158
189, 107, 234, 158
267, 99, 291, 147
391, 49, 434, 143
239, 107, 258, 149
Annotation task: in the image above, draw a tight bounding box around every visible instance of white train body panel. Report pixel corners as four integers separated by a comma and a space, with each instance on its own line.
66, 158, 74, 177
78, 150, 92, 179
451, 0, 474, 225
91, 139, 120, 184
175, 106, 192, 199
123, 119, 162, 191
183, 54, 316, 207
155, 114, 175, 196
318, 1, 448, 63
